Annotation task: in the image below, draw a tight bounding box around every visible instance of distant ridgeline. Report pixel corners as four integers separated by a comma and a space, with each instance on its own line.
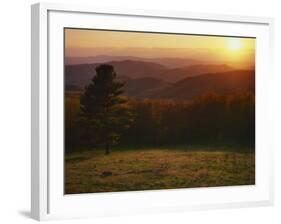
65, 60, 254, 100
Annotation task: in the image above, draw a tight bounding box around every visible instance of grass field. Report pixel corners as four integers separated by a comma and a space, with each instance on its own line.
65, 147, 255, 194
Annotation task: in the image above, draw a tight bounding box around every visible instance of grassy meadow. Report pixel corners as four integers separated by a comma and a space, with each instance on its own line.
65, 90, 255, 194
65, 147, 255, 194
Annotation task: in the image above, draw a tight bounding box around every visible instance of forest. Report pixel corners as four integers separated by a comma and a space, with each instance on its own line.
65, 68, 255, 153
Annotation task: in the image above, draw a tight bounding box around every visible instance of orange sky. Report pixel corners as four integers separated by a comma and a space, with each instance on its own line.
65, 28, 255, 69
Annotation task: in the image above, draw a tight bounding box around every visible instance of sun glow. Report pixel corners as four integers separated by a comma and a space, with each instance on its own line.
65, 29, 255, 68
228, 38, 242, 51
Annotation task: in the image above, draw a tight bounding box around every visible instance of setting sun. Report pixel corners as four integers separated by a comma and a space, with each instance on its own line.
228, 38, 242, 51
65, 29, 255, 68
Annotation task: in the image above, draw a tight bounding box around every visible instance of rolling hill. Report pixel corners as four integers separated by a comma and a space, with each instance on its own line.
65, 60, 254, 100
158, 64, 234, 82
65, 60, 167, 87
65, 60, 236, 87
144, 70, 255, 100
65, 55, 200, 68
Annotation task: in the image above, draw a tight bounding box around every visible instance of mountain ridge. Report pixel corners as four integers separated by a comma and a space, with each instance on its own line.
145, 69, 255, 100
65, 60, 236, 86
65, 55, 201, 68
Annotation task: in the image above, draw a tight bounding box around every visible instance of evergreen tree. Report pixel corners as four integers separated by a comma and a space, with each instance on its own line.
79, 64, 135, 154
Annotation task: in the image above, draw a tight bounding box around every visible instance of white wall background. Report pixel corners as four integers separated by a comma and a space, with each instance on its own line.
0, 0, 280, 223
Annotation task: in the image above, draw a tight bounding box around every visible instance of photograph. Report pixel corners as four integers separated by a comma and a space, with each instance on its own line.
64, 28, 255, 194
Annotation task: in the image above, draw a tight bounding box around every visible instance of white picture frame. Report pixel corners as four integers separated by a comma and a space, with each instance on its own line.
31, 2, 275, 221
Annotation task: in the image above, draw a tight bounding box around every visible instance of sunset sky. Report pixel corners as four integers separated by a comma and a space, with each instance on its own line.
65, 28, 255, 69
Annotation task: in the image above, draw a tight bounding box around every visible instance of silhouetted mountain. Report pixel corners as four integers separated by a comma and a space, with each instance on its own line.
124, 77, 170, 97
159, 64, 235, 82
65, 60, 167, 87
107, 60, 167, 79
143, 70, 255, 100
65, 63, 254, 100
66, 55, 144, 65
65, 55, 200, 68
65, 60, 237, 88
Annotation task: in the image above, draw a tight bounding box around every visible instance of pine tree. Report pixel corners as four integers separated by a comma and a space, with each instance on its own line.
79, 64, 135, 154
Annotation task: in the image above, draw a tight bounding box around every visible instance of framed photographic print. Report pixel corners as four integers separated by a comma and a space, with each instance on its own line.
31, 2, 274, 221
